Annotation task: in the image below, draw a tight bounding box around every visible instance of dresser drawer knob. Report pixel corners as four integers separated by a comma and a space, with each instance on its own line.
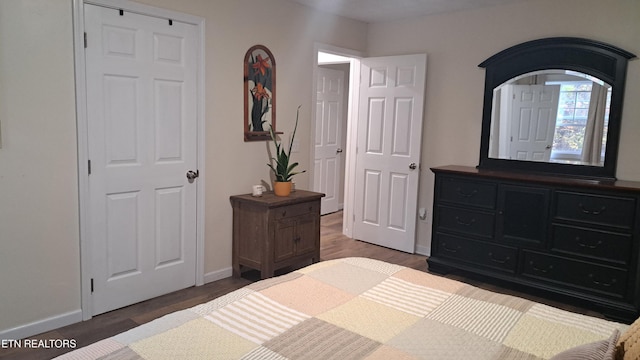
589, 273, 616, 287
457, 188, 478, 198
441, 242, 460, 253
576, 237, 602, 249
488, 252, 511, 264
529, 261, 553, 273
281, 210, 287, 217
578, 203, 606, 216
455, 216, 476, 226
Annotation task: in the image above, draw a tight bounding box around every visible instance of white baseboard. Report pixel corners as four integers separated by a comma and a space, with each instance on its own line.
0, 268, 234, 341
415, 244, 431, 256
0, 309, 83, 341
203, 267, 233, 284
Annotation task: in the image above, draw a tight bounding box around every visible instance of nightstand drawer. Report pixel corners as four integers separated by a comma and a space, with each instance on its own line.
439, 176, 496, 209
552, 224, 631, 265
275, 201, 319, 219
436, 205, 495, 238
435, 233, 517, 273
555, 191, 636, 229
522, 251, 627, 298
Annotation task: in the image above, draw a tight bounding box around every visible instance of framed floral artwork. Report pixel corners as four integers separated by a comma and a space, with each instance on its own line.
244, 45, 277, 141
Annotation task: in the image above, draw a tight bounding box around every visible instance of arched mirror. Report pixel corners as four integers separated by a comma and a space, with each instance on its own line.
478, 37, 635, 179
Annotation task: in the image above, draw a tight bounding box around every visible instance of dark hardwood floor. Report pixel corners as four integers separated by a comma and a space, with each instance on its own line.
0, 210, 601, 359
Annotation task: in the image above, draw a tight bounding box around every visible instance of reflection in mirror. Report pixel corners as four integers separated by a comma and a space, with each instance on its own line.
489, 70, 611, 167
478, 37, 636, 179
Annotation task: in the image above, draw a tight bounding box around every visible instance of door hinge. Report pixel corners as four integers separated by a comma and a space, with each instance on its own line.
84, 32, 87, 48
88, 160, 92, 175
90, 278, 94, 293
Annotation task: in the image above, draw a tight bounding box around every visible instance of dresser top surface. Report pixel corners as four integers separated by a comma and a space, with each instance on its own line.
432, 165, 640, 192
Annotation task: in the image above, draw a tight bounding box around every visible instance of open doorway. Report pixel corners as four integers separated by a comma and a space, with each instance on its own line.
311, 44, 363, 237
311, 46, 427, 253
314, 53, 349, 215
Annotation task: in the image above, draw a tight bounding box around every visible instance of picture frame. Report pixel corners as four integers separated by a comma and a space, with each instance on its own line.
244, 44, 277, 141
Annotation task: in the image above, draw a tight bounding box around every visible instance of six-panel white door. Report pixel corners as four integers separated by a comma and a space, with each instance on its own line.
314, 67, 345, 215
353, 54, 426, 253
85, 4, 198, 315
509, 84, 560, 161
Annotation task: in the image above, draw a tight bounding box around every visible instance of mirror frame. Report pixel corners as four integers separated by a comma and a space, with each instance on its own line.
478, 37, 635, 179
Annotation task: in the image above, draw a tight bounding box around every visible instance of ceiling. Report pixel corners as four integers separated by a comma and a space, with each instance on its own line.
289, 0, 534, 23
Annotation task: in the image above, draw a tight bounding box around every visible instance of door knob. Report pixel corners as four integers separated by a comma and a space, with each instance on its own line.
186, 170, 199, 180
336, 148, 343, 154
409, 163, 417, 170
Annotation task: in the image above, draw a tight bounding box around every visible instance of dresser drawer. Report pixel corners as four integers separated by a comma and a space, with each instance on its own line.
522, 251, 627, 298
438, 176, 497, 209
435, 233, 517, 273
552, 224, 631, 265
555, 191, 636, 229
436, 205, 495, 238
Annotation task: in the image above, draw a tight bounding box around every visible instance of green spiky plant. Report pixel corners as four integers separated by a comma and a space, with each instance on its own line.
268, 106, 306, 182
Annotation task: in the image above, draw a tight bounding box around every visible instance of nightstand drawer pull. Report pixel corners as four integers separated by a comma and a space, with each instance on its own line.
282, 210, 287, 217
578, 203, 606, 215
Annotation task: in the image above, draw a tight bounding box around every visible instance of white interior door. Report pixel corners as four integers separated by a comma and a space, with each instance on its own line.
509, 84, 560, 161
85, 4, 198, 315
352, 54, 426, 253
314, 67, 345, 215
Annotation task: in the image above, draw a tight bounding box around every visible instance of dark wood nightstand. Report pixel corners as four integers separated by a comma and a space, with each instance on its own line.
230, 190, 325, 279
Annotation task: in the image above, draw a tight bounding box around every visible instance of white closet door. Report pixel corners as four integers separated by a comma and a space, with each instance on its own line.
85, 4, 198, 315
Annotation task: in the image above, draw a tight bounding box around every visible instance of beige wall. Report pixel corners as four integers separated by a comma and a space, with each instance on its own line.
0, 0, 367, 335
0, 0, 81, 334
366, 0, 640, 253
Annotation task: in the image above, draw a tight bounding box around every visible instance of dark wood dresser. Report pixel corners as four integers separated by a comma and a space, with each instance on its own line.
428, 165, 640, 323
230, 190, 325, 279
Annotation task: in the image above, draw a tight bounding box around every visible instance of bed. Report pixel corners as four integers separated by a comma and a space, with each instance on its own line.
57, 257, 640, 359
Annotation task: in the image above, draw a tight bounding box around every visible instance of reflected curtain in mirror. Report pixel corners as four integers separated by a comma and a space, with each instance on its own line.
582, 82, 607, 164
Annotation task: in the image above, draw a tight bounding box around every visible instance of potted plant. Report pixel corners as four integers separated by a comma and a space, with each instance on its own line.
268, 106, 305, 196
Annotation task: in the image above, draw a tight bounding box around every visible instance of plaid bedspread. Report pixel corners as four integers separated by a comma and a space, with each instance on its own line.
57, 257, 627, 359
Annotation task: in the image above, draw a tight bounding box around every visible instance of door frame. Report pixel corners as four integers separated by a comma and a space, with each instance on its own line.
73, 0, 206, 320
311, 43, 364, 238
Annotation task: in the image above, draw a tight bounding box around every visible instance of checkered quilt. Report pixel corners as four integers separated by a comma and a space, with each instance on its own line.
57, 257, 627, 359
